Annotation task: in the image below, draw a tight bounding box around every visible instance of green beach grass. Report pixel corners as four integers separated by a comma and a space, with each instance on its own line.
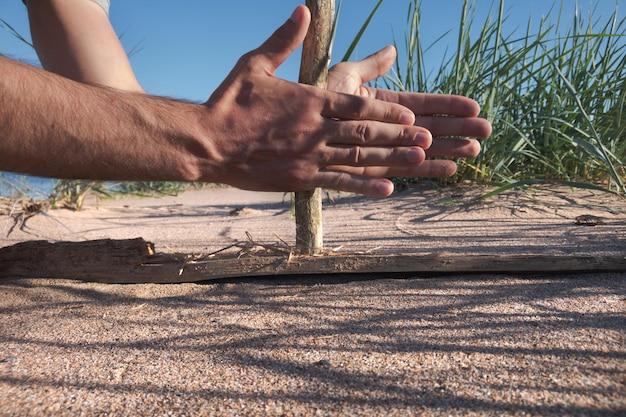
1, 0, 624, 208
377, 0, 625, 196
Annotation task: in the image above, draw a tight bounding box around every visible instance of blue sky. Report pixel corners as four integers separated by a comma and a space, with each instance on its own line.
1, 1, 622, 102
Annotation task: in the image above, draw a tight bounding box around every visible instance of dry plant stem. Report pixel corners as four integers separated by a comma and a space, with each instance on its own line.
296, 0, 334, 255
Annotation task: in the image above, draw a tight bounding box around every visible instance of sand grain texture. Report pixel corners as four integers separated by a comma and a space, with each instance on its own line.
1, 185, 625, 416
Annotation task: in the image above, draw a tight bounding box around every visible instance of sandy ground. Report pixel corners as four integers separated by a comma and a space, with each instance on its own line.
1, 184, 625, 416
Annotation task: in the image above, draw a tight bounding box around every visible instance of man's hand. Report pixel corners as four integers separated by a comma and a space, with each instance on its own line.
327, 45, 492, 179
13, 4, 490, 197
201, 6, 433, 197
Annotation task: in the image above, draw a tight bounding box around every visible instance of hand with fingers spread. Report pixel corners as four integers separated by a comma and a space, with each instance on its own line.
8, 3, 430, 197
327, 45, 492, 179
8, 3, 490, 197
201, 6, 431, 196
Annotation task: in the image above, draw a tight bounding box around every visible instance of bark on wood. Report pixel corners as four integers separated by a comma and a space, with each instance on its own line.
295, 0, 335, 255
1, 238, 624, 284
295, 189, 324, 255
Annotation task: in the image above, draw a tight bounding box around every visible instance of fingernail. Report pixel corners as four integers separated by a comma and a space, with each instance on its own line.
400, 111, 415, 125
414, 131, 432, 148
407, 148, 423, 164
377, 181, 394, 196
382, 45, 396, 57
289, 6, 303, 24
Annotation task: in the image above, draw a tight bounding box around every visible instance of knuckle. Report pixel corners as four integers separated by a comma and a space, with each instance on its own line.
234, 55, 253, 72
329, 172, 348, 191
236, 51, 262, 72
354, 123, 371, 144
349, 98, 367, 119
237, 51, 253, 64
400, 127, 413, 142
288, 162, 317, 189
350, 146, 363, 165
384, 106, 396, 122
434, 162, 456, 177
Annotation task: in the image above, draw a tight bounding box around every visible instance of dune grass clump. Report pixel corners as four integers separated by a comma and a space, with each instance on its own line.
46, 180, 191, 210
379, 0, 625, 195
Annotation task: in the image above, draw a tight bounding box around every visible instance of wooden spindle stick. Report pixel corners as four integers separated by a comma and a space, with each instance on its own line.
295, 0, 334, 255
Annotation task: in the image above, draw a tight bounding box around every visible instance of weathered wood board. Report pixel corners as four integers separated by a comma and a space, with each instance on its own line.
1, 238, 624, 284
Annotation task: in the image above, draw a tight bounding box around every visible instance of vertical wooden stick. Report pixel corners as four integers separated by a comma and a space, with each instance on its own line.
296, 0, 334, 255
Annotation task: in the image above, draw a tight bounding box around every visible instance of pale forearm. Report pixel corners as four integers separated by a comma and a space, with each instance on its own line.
26, 0, 142, 92
0, 57, 210, 181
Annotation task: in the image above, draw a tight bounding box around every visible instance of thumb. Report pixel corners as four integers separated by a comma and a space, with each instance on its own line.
254, 5, 311, 74
355, 45, 397, 83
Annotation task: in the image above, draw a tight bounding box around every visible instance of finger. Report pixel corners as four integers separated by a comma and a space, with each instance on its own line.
314, 171, 396, 197
425, 138, 481, 158
415, 115, 493, 139
348, 45, 397, 84
322, 145, 426, 167
328, 159, 460, 178
322, 92, 418, 126
369, 90, 485, 118
326, 118, 432, 148
315, 158, 462, 196
251, 5, 311, 74
324, 137, 482, 164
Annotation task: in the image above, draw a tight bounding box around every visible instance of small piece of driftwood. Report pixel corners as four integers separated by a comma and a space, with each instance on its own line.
1, 238, 625, 284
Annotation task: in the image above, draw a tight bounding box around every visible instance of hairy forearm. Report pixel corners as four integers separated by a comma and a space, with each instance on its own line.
1, 5, 456, 197
0, 57, 212, 181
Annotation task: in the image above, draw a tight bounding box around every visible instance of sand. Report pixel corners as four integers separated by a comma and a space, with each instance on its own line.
1, 184, 625, 416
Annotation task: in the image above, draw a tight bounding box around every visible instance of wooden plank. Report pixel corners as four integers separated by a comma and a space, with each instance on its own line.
0, 238, 154, 281
1, 238, 625, 284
